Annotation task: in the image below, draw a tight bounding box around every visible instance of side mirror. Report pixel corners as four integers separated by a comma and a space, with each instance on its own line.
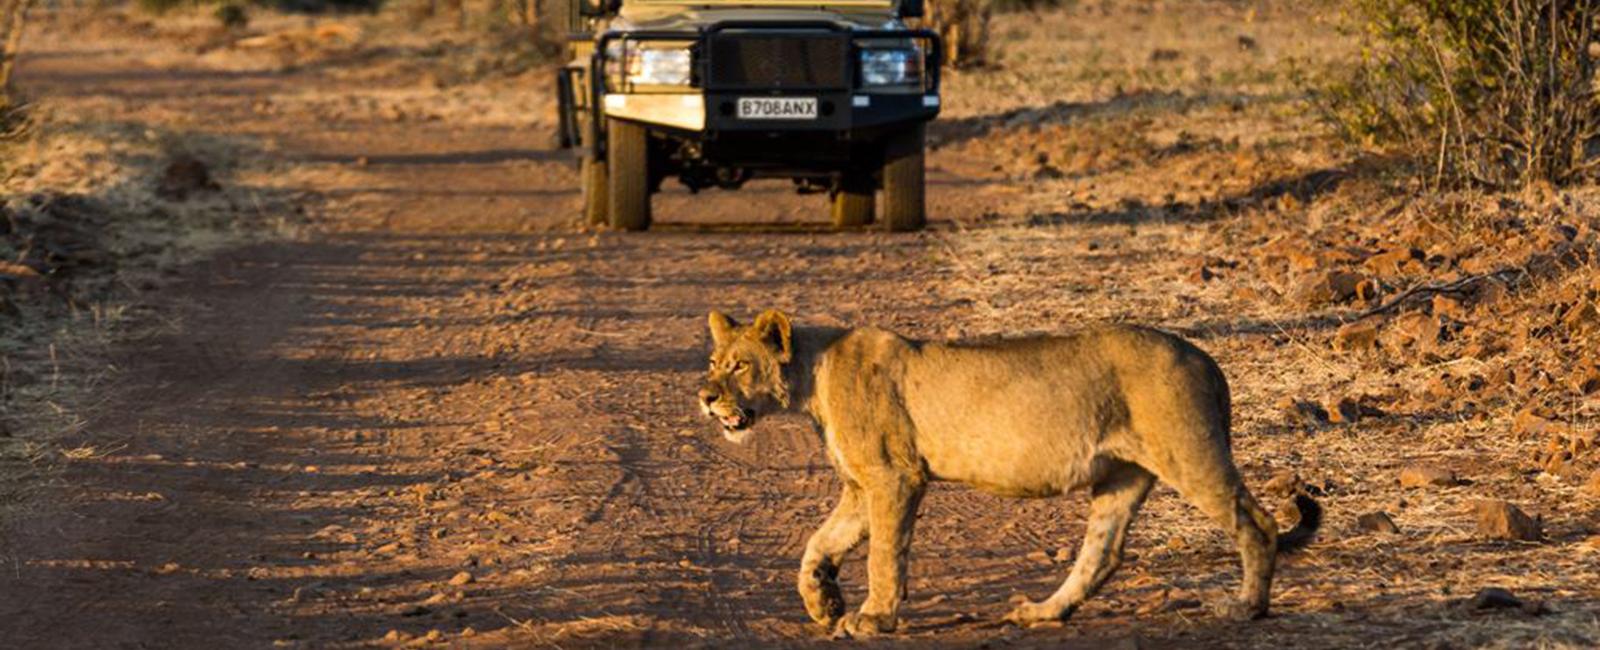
899, 0, 923, 18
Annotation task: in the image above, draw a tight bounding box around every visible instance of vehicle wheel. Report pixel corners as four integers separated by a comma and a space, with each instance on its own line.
606, 118, 652, 231
880, 123, 926, 232
581, 155, 608, 227
830, 175, 874, 227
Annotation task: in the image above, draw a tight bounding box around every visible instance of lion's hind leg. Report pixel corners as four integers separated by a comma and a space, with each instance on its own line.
1005, 461, 1155, 626
1162, 458, 1277, 620
799, 485, 868, 628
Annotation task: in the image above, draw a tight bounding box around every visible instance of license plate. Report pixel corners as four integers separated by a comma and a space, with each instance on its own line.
737, 97, 818, 120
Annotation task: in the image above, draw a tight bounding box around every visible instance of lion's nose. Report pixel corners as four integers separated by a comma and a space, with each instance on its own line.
699, 386, 718, 406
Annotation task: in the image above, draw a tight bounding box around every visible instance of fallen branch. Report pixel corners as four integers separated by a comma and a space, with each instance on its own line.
1355, 268, 1524, 320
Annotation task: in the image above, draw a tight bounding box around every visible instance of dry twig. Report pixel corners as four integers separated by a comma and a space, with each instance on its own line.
1356, 267, 1523, 319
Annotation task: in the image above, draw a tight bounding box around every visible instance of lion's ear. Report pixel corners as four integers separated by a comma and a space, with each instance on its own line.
708, 311, 737, 348
751, 310, 792, 363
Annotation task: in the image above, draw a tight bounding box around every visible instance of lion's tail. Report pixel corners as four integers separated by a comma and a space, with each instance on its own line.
1276, 494, 1322, 553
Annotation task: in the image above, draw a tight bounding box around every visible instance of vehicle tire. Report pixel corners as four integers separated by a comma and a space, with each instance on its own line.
880, 123, 926, 232
581, 155, 608, 227
606, 118, 652, 231
830, 175, 874, 227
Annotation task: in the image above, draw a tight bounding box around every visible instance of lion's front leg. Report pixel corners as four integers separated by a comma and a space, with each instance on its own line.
798, 485, 867, 628
835, 472, 926, 638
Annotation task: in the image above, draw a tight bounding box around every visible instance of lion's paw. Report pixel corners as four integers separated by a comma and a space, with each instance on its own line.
1213, 599, 1268, 621
800, 579, 845, 628
831, 611, 896, 639
1003, 597, 1070, 627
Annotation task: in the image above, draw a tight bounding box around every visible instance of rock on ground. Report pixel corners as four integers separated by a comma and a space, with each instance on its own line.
1474, 500, 1542, 541
1356, 511, 1400, 534
1398, 464, 1457, 488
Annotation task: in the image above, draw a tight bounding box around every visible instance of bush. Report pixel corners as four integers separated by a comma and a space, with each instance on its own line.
214, 2, 249, 28
268, 0, 384, 13
134, 0, 186, 14
136, 0, 382, 16
990, 0, 1073, 13
1318, 0, 1600, 188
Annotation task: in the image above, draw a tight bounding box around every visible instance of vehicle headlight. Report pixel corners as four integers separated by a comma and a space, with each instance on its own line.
859, 48, 922, 87
625, 46, 693, 87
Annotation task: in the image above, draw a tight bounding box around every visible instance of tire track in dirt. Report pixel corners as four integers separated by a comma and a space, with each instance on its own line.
506, 234, 788, 642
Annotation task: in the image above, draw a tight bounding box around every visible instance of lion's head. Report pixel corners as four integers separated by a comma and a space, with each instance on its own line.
699, 309, 793, 444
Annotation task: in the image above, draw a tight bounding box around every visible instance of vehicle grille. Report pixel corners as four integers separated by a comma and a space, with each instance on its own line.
707, 34, 850, 90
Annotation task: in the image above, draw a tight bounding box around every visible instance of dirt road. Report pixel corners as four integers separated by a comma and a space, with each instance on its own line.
4, 7, 1597, 649
0, 22, 1100, 650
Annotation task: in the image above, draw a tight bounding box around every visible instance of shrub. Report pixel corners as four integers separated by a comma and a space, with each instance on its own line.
134, 0, 186, 14
990, 0, 1073, 13
136, 0, 383, 16
214, 2, 249, 28
1317, 0, 1600, 188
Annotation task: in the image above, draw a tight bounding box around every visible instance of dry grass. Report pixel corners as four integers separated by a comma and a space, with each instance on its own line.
0, 95, 301, 546
1316, 0, 1600, 189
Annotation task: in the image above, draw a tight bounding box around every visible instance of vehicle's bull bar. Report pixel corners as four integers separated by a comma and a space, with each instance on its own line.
585, 21, 942, 159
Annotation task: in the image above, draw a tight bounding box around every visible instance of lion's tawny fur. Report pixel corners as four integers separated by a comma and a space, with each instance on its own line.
698, 310, 1320, 637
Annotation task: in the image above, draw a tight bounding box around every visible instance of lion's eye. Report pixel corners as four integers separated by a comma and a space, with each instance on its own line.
733, 361, 749, 373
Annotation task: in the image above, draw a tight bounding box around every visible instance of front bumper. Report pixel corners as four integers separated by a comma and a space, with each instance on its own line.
601, 91, 939, 135
590, 21, 941, 154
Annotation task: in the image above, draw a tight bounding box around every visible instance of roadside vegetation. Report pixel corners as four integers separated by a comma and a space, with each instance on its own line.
0, 114, 298, 509
1318, 0, 1600, 189
0, 9, 306, 539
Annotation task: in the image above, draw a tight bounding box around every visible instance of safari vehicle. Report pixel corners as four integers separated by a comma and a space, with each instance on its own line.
554, 0, 942, 231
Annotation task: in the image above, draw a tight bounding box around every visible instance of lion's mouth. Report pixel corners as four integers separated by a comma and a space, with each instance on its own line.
718, 411, 751, 431
712, 408, 754, 444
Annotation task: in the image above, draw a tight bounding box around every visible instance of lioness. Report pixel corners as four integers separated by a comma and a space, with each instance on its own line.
698, 310, 1321, 637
